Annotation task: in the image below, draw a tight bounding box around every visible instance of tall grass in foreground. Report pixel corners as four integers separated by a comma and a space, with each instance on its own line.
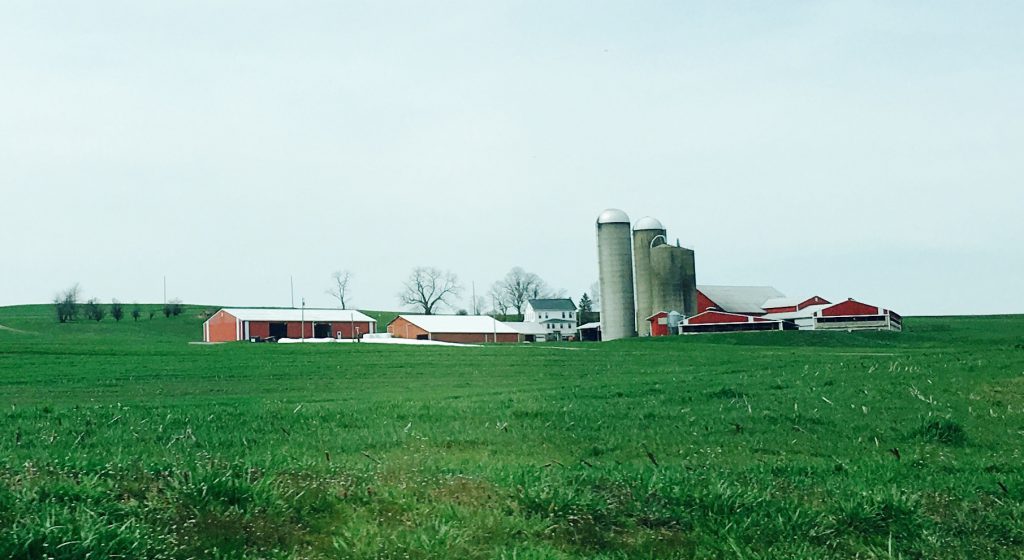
0, 306, 1023, 558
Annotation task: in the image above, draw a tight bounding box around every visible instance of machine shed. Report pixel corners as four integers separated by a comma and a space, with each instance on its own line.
203, 308, 376, 342
387, 315, 519, 344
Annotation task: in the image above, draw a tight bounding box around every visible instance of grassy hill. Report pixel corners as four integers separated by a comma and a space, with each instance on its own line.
1, 304, 1022, 558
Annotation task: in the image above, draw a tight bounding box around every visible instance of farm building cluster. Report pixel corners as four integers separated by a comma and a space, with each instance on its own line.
202, 298, 583, 344
596, 208, 902, 340
200, 209, 901, 344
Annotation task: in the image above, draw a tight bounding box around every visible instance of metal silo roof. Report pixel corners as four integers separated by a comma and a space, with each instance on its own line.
596, 209, 630, 224
633, 216, 665, 231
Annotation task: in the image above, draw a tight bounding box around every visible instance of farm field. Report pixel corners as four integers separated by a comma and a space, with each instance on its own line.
1, 305, 1023, 559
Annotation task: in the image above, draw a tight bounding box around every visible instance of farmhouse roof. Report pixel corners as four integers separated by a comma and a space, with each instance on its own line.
396, 315, 518, 334
528, 298, 576, 311
697, 285, 785, 314
216, 308, 376, 323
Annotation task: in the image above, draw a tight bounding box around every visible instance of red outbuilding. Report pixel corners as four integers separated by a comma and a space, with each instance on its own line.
386, 315, 519, 344
646, 311, 683, 337
203, 308, 377, 342
815, 299, 903, 331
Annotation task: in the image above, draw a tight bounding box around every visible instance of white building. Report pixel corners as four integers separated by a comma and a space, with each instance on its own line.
524, 298, 577, 340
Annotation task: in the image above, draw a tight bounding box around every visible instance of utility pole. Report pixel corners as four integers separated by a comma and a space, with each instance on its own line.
300, 297, 306, 342
472, 282, 477, 315
163, 276, 166, 305
290, 276, 295, 308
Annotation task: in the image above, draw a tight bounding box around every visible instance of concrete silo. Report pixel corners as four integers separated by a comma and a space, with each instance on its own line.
632, 217, 667, 336
650, 243, 698, 318
596, 209, 637, 341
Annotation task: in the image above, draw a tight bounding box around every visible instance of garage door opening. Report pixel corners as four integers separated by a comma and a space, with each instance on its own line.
269, 322, 287, 339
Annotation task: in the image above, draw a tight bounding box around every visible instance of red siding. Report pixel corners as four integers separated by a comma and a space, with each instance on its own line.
206, 311, 239, 342
762, 305, 797, 314
386, 317, 516, 343
697, 291, 718, 313
647, 312, 671, 336
285, 322, 314, 338
388, 317, 430, 339
822, 300, 880, 317
432, 332, 518, 344
331, 322, 373, 338
248, 322, 270, 338
798, 296, 830, 310
240, 320, 374, 340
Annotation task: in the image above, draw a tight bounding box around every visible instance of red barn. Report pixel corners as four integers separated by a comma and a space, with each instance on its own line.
386, 315, 519, 344
814, 299, 902, 331
203, 308, 376, 342
646, 311, 683, 337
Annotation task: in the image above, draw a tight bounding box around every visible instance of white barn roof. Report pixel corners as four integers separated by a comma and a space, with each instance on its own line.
398, 315, 518, 334
217, 308, 376, 323
761, 297, 803, 309
697, 285, 785, 314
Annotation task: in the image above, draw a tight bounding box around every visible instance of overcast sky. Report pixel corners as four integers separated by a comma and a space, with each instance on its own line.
2, 1, 1021, 316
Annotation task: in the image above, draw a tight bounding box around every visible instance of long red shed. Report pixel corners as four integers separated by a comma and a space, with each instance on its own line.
203, 308, 376, 342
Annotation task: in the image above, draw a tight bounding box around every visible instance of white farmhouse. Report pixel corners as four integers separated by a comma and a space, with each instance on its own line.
524, 298, 577, 340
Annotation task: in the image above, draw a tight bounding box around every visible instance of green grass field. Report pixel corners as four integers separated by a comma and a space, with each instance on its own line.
1, 305, 1022, 559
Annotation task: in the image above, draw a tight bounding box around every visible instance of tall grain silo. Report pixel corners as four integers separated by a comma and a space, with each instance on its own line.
632, 217, 667, 336
596, 209, 637, 341
650, 243, 697, 318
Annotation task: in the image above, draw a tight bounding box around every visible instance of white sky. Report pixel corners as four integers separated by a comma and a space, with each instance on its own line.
2, 1, 1022, 315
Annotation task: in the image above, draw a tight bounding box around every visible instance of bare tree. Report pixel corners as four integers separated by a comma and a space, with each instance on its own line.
53, 283, 81, 323
398, 267, 462, 315
488, 284, 511, 316
110, 300, 124, 322
326, 270, 353, 309
492, 267, 563, 314
131, 303, 142, 322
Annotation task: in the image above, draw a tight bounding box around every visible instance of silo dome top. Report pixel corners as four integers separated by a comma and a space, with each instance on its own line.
633, 216, 665, 231
596, 208, 630, 224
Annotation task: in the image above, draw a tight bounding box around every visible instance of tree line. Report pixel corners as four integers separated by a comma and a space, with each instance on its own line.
326, 267, 598, 321
53, 284, 184, 323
